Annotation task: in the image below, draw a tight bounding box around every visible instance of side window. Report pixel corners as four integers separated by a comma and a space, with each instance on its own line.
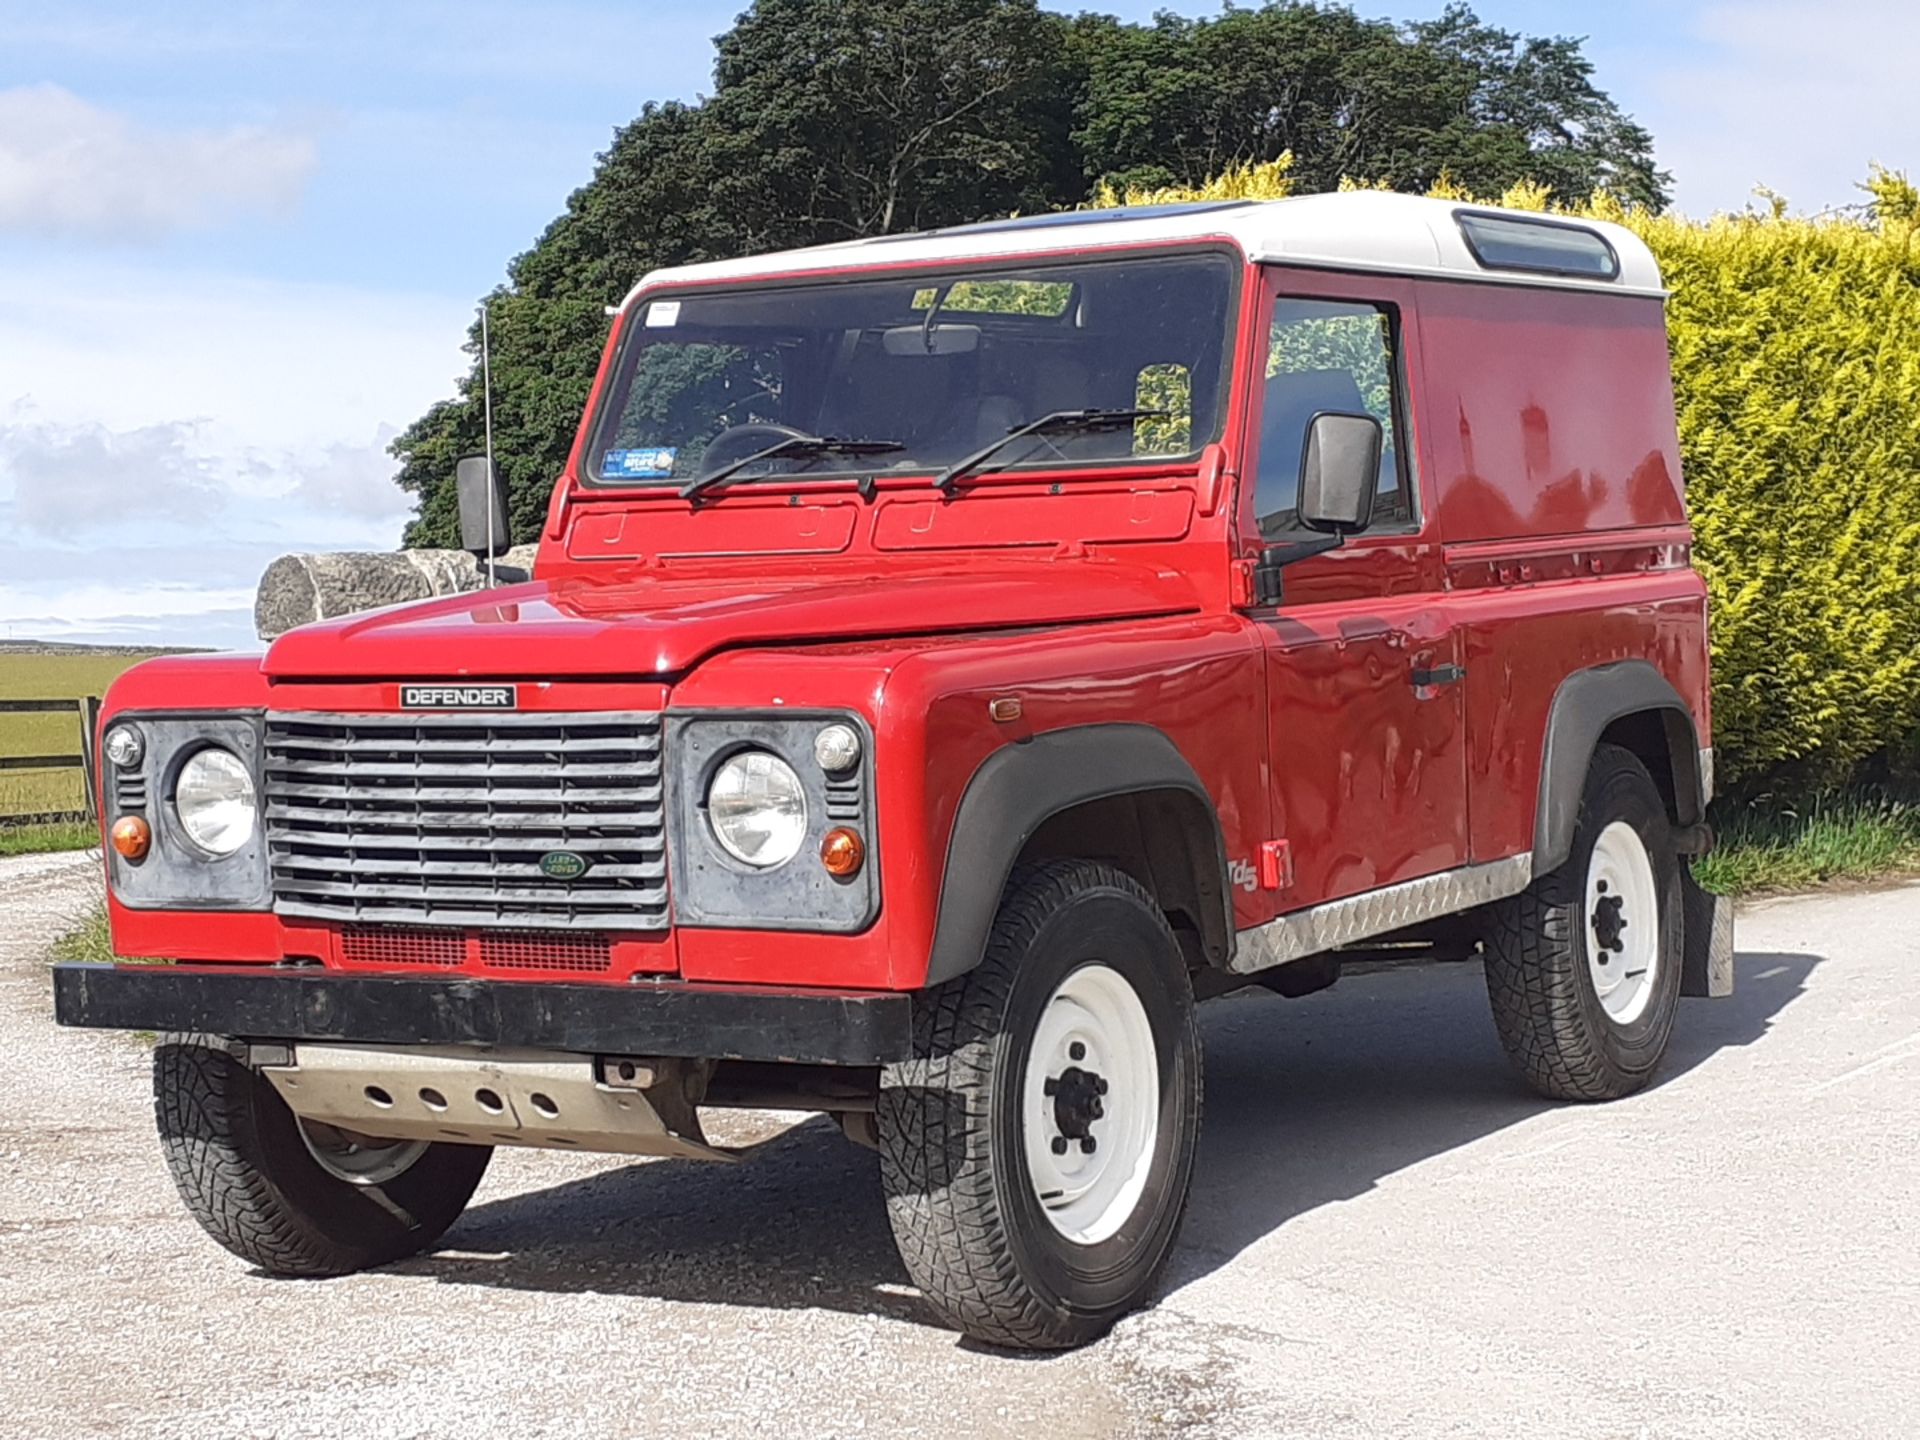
1254, 299, 1413, 537
1134, 362, 1193, 455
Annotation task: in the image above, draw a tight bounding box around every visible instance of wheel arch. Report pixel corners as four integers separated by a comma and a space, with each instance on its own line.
1534, 660, 1705, 874
924, 724, 1233, 986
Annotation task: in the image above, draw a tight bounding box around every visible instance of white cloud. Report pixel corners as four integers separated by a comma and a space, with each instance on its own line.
0, 257, 472, 449
1, 419, 224, 536
1647, 1, 1920, 217
0, 578, 259, 650
272, 425, 415, 523
0, 83, 315, 240
0, 257, 473, 647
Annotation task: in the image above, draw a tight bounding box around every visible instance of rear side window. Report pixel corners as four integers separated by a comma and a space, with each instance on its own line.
1456, 212, 1619, 280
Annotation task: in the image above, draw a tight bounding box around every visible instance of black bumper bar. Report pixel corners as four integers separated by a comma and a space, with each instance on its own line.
52, 964, 915, 1067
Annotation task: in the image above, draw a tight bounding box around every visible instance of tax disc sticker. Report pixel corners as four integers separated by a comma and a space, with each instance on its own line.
602, 447, 678, 478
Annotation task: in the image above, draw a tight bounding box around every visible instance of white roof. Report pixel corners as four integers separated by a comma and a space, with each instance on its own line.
622, 191, 1665, 307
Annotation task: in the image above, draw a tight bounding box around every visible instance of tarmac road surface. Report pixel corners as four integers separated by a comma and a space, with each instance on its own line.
3, 848, 1915, 1438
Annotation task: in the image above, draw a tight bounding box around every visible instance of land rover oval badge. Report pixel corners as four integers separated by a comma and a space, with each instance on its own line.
538, 850, 590, 881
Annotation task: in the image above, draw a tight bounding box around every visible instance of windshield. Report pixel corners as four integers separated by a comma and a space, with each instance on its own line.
586, 251, 1238, 488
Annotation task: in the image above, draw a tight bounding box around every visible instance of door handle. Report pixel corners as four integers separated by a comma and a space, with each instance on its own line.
1411, 663, 1467, 688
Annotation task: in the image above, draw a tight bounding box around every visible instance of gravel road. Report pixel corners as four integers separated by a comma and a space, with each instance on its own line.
4, 850, 1916, 1438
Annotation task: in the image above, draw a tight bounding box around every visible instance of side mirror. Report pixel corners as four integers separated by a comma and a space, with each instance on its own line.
1297, 412, 1382, 535
456, 455, 510, 558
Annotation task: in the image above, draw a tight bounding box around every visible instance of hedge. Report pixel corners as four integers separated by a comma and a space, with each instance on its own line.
1098, 162, 1920, 787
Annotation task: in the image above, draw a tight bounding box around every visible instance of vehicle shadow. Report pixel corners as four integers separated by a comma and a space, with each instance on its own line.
402, 950, 1817, 1334
1162, 949, 1815, 1292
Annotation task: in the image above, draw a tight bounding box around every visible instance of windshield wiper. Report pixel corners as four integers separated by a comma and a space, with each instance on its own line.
681, 434, 906, 504
933, 408, 1172, 494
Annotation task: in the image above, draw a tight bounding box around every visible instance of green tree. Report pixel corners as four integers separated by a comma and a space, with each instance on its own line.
1070, 3, 1666, 206
394, 0, 1663, 543
705, 0, 1076, 246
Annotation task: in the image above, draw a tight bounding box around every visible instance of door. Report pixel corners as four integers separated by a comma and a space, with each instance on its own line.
1240, 270, 1469, 911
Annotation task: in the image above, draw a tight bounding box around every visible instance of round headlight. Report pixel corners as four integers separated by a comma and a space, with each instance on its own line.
104, 725, 145, 769
813, 722, 862, 773
175, 747, 258, 856
707, 750, 807, 868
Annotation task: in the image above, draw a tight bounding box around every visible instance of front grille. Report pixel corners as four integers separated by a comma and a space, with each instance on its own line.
339, 924, 614, 974
341, 924, 463, 967
264, 712, 668, 932
480, 931, 613, 973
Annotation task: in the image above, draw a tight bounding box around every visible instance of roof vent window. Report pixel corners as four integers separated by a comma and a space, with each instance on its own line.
1455, 212, 1620, 281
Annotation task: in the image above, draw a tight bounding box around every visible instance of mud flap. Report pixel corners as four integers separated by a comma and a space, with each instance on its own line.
1680, 860, 1734, 998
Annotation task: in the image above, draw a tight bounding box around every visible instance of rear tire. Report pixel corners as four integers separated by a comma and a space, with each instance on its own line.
1483, 745, 1684, 1100
154, 1034, 491, 1276
877, 860, 1202, 1350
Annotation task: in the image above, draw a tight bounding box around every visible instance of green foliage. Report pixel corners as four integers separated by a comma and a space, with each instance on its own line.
913, 280, 1076, 316
52, 904, 116, 964
1133, 363, 1194, 455
1068, 3, 1664, 207
1637, 193, 1920, 786
0, 821, 95, 858
1692, 788, 1920, 895
393, 1, 1659, 546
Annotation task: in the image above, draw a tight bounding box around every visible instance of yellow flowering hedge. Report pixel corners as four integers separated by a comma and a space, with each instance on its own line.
1097, 161, 1920, 786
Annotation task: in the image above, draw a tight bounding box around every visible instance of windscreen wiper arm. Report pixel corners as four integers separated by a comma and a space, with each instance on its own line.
933, 408, 1172, 494
681, 434, 906, 504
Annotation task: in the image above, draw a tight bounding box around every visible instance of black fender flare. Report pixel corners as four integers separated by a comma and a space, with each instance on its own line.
924, 723, 1232, 986
1534, 659, 1705, 874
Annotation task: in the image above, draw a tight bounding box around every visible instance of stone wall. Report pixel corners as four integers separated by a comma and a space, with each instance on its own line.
254, 545, 541, 641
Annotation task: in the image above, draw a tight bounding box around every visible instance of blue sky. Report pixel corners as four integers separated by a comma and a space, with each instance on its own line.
1, 0, 1913, 648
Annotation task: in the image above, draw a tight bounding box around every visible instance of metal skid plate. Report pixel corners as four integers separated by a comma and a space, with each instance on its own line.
262, 1045, 736, 1162
1232, 856, 1533, 974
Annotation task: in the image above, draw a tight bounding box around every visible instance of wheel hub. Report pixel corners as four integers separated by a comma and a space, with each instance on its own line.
297, 1118, 428, 1188
1021, 963, 1161, 1246
1590, 882, 1628, 957
1045, 1063, 1109, 1152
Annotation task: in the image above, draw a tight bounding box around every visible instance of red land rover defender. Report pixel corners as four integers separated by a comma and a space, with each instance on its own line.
57, 193, 1731, 1349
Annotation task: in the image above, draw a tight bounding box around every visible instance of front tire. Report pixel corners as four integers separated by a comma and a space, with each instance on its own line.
154, 1034, 492, 1276
877, 860, 1202, 1350
1483, 744, 1685, 1100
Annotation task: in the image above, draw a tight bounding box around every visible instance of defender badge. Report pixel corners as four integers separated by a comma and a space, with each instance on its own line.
400, 684, 518, 710
538, 850, 591, 881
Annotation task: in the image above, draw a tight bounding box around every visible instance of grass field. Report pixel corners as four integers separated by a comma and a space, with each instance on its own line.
0, 650, 152, 848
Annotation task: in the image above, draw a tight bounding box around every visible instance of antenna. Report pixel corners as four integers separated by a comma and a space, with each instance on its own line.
479, 298, 497, 588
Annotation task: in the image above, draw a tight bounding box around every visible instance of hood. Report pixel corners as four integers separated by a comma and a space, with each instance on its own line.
262, 556, 1201, 680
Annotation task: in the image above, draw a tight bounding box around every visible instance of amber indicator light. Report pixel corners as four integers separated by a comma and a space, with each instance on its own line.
820, 827, 866, 878
110, 815, 152, 862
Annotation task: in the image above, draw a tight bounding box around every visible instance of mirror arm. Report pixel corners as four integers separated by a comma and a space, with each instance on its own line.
1252, 534, 1344, 606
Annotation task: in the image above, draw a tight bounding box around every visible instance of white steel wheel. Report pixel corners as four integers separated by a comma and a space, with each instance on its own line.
1021, 962, 1161, 1245
296, 1118, 429, 1187
1484, 745, 1684, 1102
1584, 819, 1660, 1025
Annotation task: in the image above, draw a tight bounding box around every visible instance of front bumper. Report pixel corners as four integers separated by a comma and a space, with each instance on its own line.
52, 963, 914, 1066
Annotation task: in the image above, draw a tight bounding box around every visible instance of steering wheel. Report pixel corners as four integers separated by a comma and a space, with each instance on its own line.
697, 422, 811, 471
